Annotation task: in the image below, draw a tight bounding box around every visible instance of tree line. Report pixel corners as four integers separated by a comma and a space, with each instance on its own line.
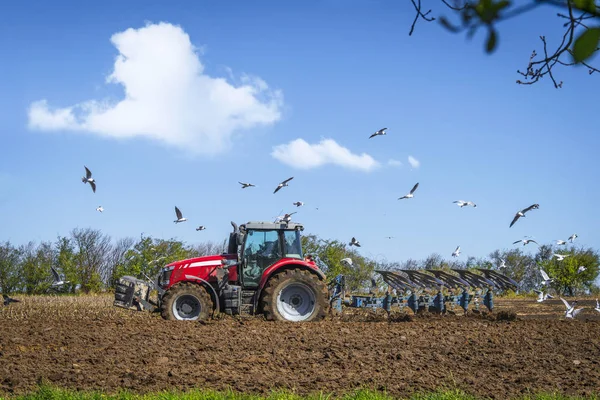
1, 227, 598, 296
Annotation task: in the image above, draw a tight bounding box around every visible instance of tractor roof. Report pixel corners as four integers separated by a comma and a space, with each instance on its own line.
241, 221, 304, 231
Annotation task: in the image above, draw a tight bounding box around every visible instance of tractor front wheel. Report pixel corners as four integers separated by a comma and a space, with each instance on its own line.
160, 282, 212, 321
261, 269, 328, 322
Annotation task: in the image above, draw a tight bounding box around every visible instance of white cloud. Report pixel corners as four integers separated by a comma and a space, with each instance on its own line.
271, 138, 380, 171
387, 159, 403, 167
408, 155, 420, 168
27, 22, 283, 154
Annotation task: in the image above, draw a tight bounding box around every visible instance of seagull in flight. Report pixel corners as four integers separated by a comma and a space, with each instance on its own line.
196, 226, 206, 231
534, 289, 553, 303
513, 238, 539, 246
385, 236, 395, 239
273, 177, 294, 194
81, 166, 96, 193
293, 201, 304, 207
96, 206, 104, 213
349, 237, 361, 247
2, 294, 20, 306
509, 203, 539, 228
555, 239, 567, 245
50, 267, 69, 288
369, 128, 387, 139
452, 245, 461, 257
398, 182, 419, 200
561, 297, 584, 319
282, 212, 296, 223
539, 269, 554, 286
239, 182, 255, 189
499, 259, 506, 269
594, 299, 600, 314
553, 254, 569, 261
174, 206, 187, 223
341, 257, 353, 267
453, 200, 477, 208
577, 266, 586, 273
568, 233, 578, 243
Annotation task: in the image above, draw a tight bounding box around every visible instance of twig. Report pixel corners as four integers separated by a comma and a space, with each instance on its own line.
409, 0, 435, 36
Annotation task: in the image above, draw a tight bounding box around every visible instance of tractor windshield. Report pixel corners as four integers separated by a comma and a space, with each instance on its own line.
283, 230, 303, 259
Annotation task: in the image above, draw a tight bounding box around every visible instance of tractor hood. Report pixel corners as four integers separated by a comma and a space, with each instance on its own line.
164, 254, 237, 288
166, 255, 226, 270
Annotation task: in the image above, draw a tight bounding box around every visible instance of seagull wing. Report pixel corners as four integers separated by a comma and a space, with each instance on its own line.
509, 213, 521, 228
530, 240, 539, 245
540, 269, 550, 281
273, 185, 282, 194
560, 297, 571, 310
282, 177, 294, 184
84, 166, 92, 179
90, 181, 96, 193
51, 267, 60, 282
369, 132, 377, 138
175, 206, 183, 220
409, 182, 419, 194
573, 308, 584, 317
512, 240, 522, 244
522, 204, 539, 214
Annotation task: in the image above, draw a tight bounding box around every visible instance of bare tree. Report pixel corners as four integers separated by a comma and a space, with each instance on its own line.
0, 241, 22, 294
71, 228, 112, 293
409, 0, 599, 88
106, 237, 135, 287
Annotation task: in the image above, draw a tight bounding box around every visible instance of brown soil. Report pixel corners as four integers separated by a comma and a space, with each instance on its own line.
1, 296, 599, 399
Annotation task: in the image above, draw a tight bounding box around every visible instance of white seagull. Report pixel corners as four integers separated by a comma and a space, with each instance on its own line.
577, 266, 586, 273
555, 240, 567, 245
341, 257, 353, 267
293, 201, 304, 207
349, 237, 361, 247
50, 267, 69, 288
568, 233, 578, 243
96, 206, 104, 213
499, 259, 506, 269
369, 127, 387, 139
196, 226, 206, 231
453, 200, 477, 208
274, 177, 294, 194
509, 203, 539, 228
452, 245, 461, 258
561, 297, 584, 319
513, 238, 539, 246
553, 254, 569, 261
81, 166, 96, 193
534, 289, 553, 303
174, 206, 187, 223
594, 299, 600, 313
398, 182, 419, 200
239, 182, 256, 189
539, 269, 554, 286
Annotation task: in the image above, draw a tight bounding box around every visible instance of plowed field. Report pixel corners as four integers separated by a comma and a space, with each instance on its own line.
1, 295, 599, 399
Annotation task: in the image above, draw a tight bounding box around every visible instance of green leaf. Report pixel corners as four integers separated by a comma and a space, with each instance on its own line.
493, 0, 511, 12
572, 27, 600, 63
486, 28, 498, 53
573, 0, 597, 13
439, 16, 460, 32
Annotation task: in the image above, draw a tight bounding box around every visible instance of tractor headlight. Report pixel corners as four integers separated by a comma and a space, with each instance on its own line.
158, 266, 174, 288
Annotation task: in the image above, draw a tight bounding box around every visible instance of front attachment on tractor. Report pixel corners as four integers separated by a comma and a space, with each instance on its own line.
113, 275, 157, 312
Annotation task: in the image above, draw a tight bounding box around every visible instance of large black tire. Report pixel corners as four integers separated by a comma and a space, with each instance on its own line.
160, 282, 213, 321
260, 269, 328, 322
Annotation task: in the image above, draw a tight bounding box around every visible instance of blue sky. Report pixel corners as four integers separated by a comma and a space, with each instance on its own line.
0, 1, 598, 271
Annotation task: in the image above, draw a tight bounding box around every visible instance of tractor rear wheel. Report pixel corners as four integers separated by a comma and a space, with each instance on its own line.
160, 282, 212, 321
261, 269, 328, 322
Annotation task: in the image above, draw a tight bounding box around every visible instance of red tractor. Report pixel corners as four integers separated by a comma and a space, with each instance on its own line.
114, 221, 329, 322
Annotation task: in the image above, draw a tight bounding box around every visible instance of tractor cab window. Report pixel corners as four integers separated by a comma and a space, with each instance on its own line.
283, 230, 303, 260
242, 229, 281, 287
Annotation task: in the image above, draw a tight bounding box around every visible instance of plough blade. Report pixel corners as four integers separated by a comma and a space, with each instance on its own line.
475, 268, 519, 291
451, 269, 496, 289
427, 269, 472, 290
400, 269, 446, 290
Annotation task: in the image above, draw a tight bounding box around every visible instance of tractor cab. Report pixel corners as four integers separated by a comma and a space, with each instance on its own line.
229, 221, 305, 289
